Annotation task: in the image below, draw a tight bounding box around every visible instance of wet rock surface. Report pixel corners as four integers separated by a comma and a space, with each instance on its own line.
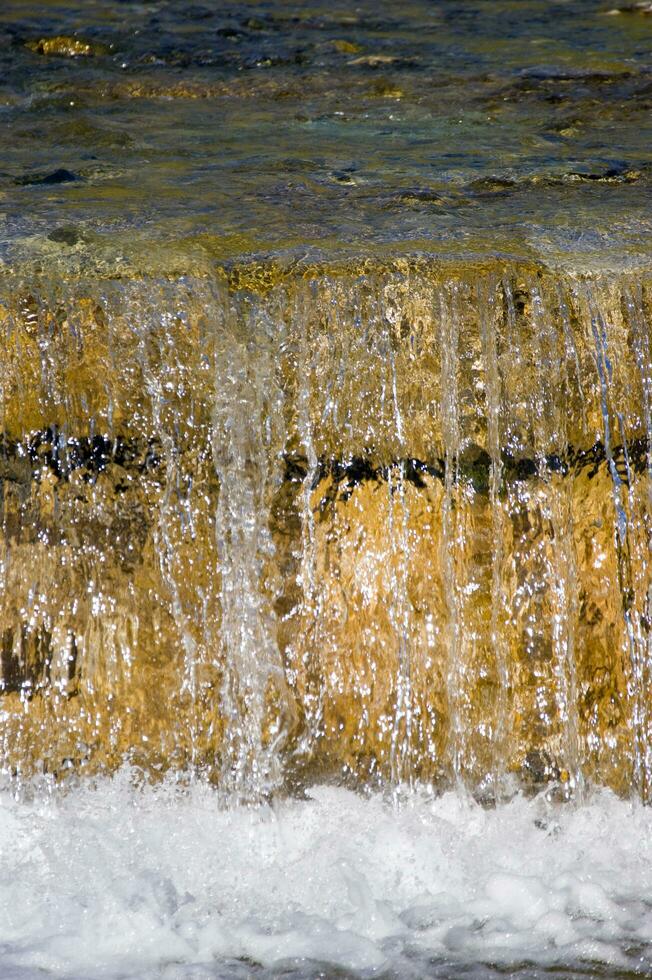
47, 225, 81, 245
0, 266, 649, 803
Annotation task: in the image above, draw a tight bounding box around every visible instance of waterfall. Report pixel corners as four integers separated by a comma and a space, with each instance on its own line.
212, 291, 293, 801
0, 262, 651, 801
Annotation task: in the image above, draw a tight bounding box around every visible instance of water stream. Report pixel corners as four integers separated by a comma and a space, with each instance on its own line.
0, 276, 650, 775
2, 251, 652, 980
3, 0, 652, 975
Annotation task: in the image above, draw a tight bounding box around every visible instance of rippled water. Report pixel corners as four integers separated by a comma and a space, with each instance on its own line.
2, 0, 652, 271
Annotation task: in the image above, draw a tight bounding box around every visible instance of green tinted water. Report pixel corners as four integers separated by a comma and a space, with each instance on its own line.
2, 0, 652, 275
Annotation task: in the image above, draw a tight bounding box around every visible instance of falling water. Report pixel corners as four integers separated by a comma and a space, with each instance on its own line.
3, 261, 652, 976
212, 292, 293, 801
0, 261, 650, 804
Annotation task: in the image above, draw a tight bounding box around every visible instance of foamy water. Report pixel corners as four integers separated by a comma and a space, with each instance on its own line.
1, 774, 652, 979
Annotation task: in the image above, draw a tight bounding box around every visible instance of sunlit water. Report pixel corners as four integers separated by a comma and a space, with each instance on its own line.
2, 268, 652, 976
3, 1, 652, 977
2, 0, 652, 271
2, 775, 652, 980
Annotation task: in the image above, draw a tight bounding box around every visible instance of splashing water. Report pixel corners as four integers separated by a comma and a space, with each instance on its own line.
3, 774, 652, 979
1, 262, 652, 976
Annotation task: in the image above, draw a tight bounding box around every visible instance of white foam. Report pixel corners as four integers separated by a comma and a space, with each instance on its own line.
1, 773, 651, 977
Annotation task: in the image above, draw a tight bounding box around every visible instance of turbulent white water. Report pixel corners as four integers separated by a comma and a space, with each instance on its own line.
1, 775, 651, 979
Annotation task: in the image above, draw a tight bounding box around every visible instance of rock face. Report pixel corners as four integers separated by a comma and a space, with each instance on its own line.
0, 261, 651, 801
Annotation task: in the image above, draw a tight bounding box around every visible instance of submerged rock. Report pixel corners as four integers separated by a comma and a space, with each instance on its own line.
16, 169, 80, 186
331, 39, 362, 54
47, 226, 81, 246
464, 166, 645, 200
25, 35, 111, 58
605, 2, 652, 13
561, 167, 642, 183
348, 54, 403, 66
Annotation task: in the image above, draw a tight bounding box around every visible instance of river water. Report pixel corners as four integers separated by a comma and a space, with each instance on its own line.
2, 1, 652, 977
2, 0, 652, 271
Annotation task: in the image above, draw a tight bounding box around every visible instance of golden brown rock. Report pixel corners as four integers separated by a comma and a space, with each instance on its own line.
25, 36, 111, 58
0, 263, 651, 800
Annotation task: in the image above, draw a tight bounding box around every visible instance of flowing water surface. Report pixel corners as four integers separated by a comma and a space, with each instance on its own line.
2, 1, 652, 978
